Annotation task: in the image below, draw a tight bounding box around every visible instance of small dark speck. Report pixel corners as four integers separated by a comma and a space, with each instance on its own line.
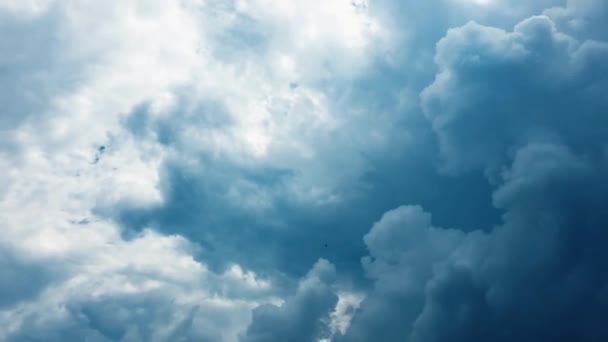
93, 145, 106, 164
289, 82, 299, 89
324, 243, 328, 248
69, 219, 90, 225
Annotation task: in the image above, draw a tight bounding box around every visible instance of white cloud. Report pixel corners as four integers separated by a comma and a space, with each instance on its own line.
326, 292, 365, 340
0, 137, 276, 340
0, 0, 391, 339
0, 0, 54, 17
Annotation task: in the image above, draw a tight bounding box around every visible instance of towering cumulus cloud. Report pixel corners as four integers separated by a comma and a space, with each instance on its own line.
1, 0, 607, 341
339, 8, 608, 342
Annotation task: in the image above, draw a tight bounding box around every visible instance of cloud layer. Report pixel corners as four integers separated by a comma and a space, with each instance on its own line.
2, 0, 607, 341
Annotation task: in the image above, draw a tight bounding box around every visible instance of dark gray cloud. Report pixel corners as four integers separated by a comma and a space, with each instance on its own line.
242, 259, 338, 342
405, 144, 608, 342
422, 15, 608, 175
336, 206, 467, 341
339, 10, 608, 342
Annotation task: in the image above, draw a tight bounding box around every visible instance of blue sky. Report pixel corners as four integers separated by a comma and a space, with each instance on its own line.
1, 0, 608, 341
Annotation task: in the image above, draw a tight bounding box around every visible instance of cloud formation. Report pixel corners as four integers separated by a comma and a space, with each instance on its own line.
2, 0, 608, 341
242, 259, 338, 342
339, 10, 608, 342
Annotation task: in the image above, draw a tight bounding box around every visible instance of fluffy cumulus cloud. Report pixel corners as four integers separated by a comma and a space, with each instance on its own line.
2, 0, 608, 341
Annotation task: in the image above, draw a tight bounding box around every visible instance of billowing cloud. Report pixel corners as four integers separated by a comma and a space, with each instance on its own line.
336, 206, 467, 341
422, 14, 608, 175
242, 259, 338, 342
339, 8, 608, 342
2, 0, 608, 341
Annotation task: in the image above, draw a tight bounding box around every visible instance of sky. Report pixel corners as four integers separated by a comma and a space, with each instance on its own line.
1, 0, 607, 341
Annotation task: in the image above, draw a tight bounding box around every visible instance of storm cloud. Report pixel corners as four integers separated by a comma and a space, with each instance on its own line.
1, 0, 608, 341
339, 10, 608, 342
